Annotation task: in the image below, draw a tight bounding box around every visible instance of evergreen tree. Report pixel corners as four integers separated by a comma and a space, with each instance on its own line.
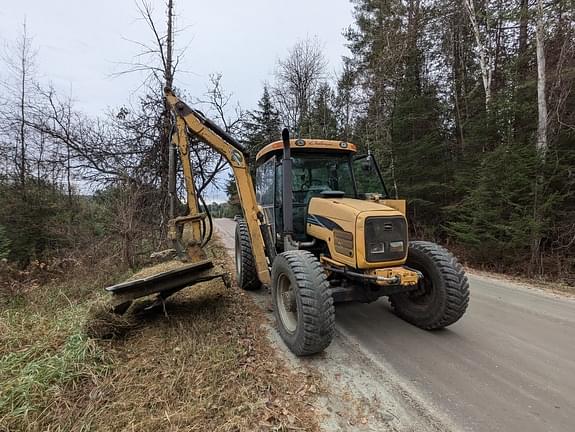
224, 173, 241, 217
0, 225, 10, 260
343, 0, 574, 275
305, 83, 338, 139
243, 86, 281, 172
334, 59, 358, 141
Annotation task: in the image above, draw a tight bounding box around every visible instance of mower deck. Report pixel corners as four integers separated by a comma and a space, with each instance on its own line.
105, 259, 228, 311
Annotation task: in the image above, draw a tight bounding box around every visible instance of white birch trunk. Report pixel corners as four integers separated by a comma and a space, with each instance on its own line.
464, 0, 493, 111
535, 0, 548, 159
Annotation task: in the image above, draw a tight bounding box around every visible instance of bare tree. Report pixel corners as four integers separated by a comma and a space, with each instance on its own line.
190, 74, 247, 196
272, 38, 327, 132
114, 0, 184, 232
29, 87, 150, 183
0, 20, 37, 184
463, 0, 494, 111
529, 0, 551, 273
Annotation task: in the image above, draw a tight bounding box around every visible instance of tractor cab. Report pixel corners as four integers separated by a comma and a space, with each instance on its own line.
255, 139, 388, 247
255, 139, 388, 245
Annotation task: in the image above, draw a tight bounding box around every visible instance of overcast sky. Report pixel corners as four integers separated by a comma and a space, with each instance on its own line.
0, 0, 353, 115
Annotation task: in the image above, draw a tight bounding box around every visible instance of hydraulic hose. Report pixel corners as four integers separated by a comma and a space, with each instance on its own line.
198, 191, 213, 248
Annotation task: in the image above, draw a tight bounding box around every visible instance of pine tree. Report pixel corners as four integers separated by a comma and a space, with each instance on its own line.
305, 83, 338, 139
334, 59, 357, 141
224, 173, 241, 217
243, 86, 281, 173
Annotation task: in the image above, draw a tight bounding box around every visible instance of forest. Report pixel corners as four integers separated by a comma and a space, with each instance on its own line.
1, 0, 574, 284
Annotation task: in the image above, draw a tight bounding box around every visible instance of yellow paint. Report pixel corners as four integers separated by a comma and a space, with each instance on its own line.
256, 139, 357, 162
165, 89, 270, 285
365, 267, 419, 286
173, 116, 203, 248
307, 197, 409, 270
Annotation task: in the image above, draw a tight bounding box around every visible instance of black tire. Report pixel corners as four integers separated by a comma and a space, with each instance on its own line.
234, 218, 261, 291
390, 241, 469, 329
271, 250, 335, 356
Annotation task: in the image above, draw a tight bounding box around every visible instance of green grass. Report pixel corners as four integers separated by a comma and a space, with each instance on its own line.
0, 286, 113, 430
0, 247, 321, 431
0, 259, 132, 429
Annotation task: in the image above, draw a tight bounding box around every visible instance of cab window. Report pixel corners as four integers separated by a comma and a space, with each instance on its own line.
256, 156, 275, 205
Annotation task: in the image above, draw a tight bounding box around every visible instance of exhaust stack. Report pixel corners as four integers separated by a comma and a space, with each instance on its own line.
282, 128, 293, 244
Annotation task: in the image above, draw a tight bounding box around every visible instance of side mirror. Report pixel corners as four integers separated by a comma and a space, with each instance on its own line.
361, 159, 371, 172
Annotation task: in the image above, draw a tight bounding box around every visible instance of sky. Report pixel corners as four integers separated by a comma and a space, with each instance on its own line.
0, 0, 354, 202
0, 0, 354, 114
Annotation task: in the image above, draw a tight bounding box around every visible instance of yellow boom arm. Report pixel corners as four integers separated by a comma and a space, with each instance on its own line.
164, 88, 270, 285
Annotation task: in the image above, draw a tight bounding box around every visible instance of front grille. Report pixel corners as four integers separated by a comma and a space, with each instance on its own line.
364, 216, 407, 262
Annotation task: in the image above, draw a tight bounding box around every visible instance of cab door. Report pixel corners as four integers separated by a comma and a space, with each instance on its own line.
255, 156, 276, 241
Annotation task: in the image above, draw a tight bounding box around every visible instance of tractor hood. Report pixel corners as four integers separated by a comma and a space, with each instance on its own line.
306, 197, 408, 269
307, 197, 406, 226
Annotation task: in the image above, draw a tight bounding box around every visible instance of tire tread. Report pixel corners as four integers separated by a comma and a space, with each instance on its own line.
273, 250, 335, 355
235, 218, 261, 291
390, 241, 469, 329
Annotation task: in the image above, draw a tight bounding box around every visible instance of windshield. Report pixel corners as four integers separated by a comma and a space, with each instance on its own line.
291, 153, 355, 204
272, 151, 388, 207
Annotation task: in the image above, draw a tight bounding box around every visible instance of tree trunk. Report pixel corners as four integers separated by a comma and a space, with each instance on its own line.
518, 0, 528, 69
530, 0, 548, 274
165, 0, 178, 229
464, 0, 492, 111
535, 0, 548, 159
18, 23, 28, 186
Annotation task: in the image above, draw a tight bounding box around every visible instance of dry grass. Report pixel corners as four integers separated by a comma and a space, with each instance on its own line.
0, 240, 321, 431
467, 267, 575, 297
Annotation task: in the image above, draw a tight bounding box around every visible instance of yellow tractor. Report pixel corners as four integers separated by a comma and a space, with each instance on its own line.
106, 89, 470, 356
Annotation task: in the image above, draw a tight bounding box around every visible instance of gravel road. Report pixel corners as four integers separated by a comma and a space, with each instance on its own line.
214, 218, 575, 432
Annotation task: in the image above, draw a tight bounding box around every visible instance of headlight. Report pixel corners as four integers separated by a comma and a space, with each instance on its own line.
370, 242, 385, 254
389, 241, 404, 253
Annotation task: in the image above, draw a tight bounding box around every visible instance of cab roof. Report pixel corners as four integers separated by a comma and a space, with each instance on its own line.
255, 139, 357, 162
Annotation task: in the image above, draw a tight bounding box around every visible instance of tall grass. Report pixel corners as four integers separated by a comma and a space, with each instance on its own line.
0, 300, 110, 429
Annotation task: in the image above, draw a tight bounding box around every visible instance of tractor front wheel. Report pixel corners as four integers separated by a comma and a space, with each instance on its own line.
271, 250, 335, 356
390, 241, 469, 329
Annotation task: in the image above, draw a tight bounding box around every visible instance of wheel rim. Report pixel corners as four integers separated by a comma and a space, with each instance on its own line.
276, 273, 298, 334
408, 267, 436, 307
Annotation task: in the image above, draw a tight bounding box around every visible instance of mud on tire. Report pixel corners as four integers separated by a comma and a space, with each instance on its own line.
234, 218, 261, 291
271, 250, 335, 356
390, 241, 469, 329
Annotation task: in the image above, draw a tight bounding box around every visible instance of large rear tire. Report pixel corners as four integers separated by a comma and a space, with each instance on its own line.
271, 250, 335, 356
390, 241, 469, 329
234, 218, 261, 291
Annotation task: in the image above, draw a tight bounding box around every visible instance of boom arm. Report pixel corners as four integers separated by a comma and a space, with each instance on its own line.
164, 88, 271, 285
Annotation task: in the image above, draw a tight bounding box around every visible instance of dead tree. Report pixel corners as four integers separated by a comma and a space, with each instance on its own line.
0, 20, 37, 185
114, 0, 183, 233
272, 38, 327, 132
463, 0, 494, 111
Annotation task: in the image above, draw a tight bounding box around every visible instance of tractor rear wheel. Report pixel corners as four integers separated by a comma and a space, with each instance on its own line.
390, 241, 469, 329
271, 250, 335, 356
234, 218, 261, 291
